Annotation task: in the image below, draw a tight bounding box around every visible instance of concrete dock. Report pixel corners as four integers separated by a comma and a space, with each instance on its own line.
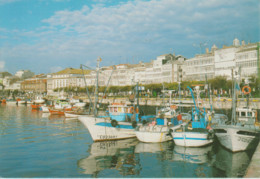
244, 141, 260, 178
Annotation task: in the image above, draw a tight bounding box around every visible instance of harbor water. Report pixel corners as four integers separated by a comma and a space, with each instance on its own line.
0, 104, 258, 178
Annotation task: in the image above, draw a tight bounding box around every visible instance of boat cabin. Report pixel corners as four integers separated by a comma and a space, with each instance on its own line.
236, 107, 257, 125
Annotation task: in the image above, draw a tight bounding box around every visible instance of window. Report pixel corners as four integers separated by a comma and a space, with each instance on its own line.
241, 112, 246, 117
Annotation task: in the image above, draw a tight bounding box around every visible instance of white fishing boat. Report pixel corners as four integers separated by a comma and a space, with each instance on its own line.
214, 124, 259, 152
16, 98, 27, 105
214, 74, 260, 152
135, 124, 172, 143
78, 59, 155, 141
78, 115, 141, 141
64, 110, 89, 119
171, 125, 214, 147
171, 86, 214, 147
33, 95, 45, 104
5, 100, 17, 105
134, 84, 191, 143
53, 99, 72, 109
73, 102, 86, 108
40, 105, 50, 113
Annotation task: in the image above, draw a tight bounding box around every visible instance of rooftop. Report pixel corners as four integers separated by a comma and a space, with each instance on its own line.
54, 68, 91, 75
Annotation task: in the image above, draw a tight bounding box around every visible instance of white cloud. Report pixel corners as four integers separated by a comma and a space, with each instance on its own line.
0, 0, 258, 73
0, 0, 20, 5
0, 61, 5, 69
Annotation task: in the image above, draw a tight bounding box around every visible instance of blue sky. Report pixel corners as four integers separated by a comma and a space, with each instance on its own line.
0, 0, 259, 74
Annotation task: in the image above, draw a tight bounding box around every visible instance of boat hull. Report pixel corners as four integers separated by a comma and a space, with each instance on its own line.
214, 125, 260, 152
48, 108, 65, 115
33, 99, 45, 104
172, 131, 213, 147
40, 106, 50, 113
78, 115, 138, 141
135, 125, 172, 143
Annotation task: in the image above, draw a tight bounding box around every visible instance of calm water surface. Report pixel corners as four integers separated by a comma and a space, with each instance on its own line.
0, 104, 256, 178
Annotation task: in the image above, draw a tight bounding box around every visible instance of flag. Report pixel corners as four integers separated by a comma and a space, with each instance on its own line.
235, 83, 240, 90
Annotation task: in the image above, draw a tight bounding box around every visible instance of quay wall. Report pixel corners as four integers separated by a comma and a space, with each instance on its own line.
244, 141, 260, 178
81, 97, 260, 109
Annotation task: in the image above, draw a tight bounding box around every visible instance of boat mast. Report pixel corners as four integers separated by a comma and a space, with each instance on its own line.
80, 64, 94, 114
231, 68, 238, 125
178, 81, 181, 112
94, 57, 101, 117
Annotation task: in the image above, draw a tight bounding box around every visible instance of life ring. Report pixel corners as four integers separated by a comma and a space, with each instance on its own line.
242, 86, 251, 95
111, 120, 118, 127
132, 121, 137, 128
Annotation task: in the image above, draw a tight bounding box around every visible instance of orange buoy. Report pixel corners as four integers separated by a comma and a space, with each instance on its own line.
242, 86, 251, 95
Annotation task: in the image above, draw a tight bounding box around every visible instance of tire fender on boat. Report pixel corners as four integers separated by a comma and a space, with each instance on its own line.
132, 121, 137, 128
207, 130, 214, 140
111, 120, 118, 127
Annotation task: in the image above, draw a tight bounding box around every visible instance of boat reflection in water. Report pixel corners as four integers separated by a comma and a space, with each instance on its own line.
135, 141, 174, 160
173, 145, 213, 164
213, 144, 251, 177
135, 141, 174, 154
77, 138, 140, 177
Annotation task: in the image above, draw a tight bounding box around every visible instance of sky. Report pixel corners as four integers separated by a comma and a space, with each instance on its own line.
0, 0, 259, 74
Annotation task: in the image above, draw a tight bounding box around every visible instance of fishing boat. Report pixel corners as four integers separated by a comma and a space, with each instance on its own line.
64, 109, 89, 119
78, 59, 155, 141
48, 108, 66, 115
33, 95, 45, 104
16, 98, 27, 105
53, 99, 72, 110
135, 124, 172, 143
31, 104, 42, 109
213, 74, 260, 152
6, 100, 17, 105
170, 86, 214, 147
135, 84, 191, 143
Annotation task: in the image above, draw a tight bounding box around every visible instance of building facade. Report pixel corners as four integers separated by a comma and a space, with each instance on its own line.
21, 74, 47, 93
183, 39, 259, 81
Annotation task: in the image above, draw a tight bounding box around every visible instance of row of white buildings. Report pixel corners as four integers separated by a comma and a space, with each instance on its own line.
1, 38, 259, 95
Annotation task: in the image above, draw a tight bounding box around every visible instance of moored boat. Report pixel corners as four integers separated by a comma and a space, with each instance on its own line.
213, 75, 260, 152
171, 86, 214, 147
135, 124, 172, 143
78, 115, 140, 141
48, 108, 65, 115
33, 95, 45, 104
64, 110, 89, 119
31, 104, 42, 109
